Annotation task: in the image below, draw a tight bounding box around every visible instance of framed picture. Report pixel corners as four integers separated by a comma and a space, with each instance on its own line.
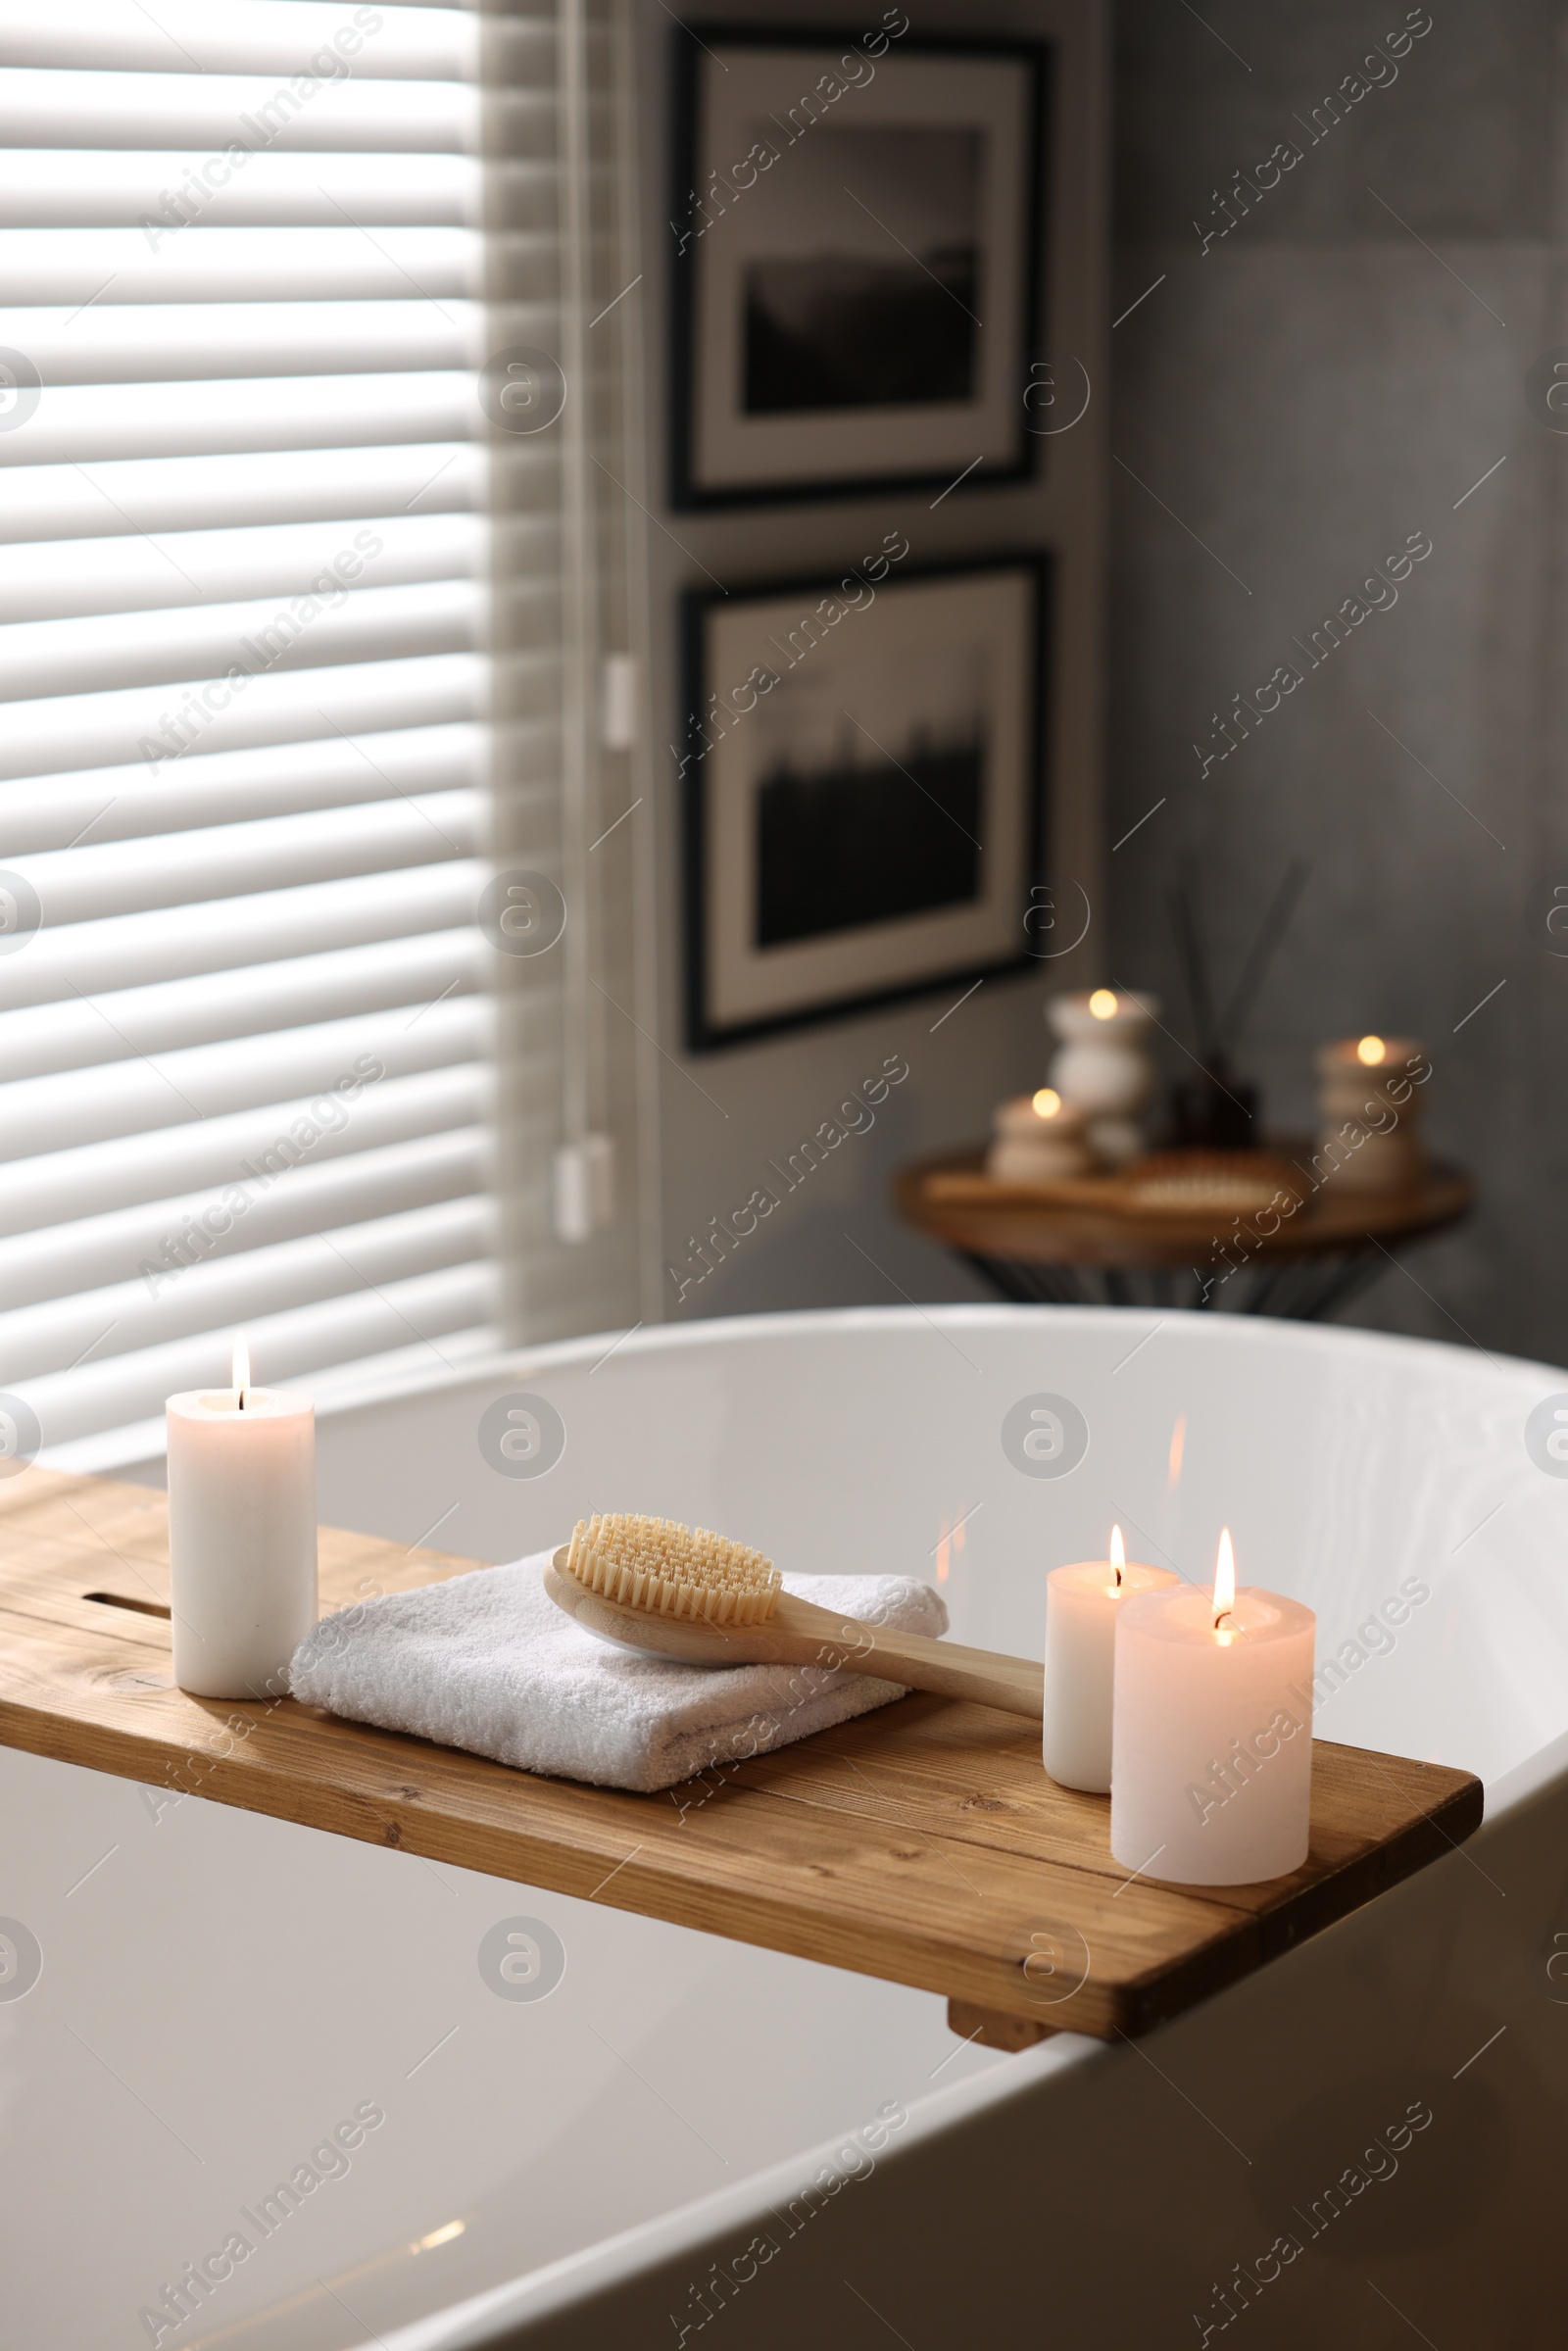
670, 25, 1049, 508
681, 553, 1049, 1050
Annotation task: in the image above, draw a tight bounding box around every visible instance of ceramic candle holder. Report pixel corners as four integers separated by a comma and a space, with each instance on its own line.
1046, 990, 1159, 1167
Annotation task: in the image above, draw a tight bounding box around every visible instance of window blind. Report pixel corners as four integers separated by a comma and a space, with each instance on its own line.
0, 0, 570, 1468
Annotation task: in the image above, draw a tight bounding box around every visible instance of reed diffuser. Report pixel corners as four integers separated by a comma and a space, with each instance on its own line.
1167, 857, 1309, 1151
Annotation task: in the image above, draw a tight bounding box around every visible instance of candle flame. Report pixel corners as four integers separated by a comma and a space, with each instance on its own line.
231, 1337, 250, 1398
1168, 1412, 1186, 1491
1031, 1087, 1062, 1119
1356, 1034, 1386, 1066
1109, 1523, 1125, 1590
1213, 1526, 1236, 1629
414, 2220, 466, 2253
1088, 989, 1118, 1020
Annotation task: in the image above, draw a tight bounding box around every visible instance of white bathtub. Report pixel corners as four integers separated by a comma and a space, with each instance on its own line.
4, 1305, 1567, 2348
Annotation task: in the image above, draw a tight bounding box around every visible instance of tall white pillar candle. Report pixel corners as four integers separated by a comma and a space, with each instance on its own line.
167, 1346, 317, 1699
1044, 1527, 1178, 1792
1110, 1531, 1315, 1885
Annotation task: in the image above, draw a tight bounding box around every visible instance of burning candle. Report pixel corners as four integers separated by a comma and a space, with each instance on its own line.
1313, 1035, 1429, 1193
1043, 1526, 1178, 1792
167, 1339, 318, 1699
988, 1087, 1093, 1183
1110, 1530, 1315, 1885
1045, 989, 1160, 1167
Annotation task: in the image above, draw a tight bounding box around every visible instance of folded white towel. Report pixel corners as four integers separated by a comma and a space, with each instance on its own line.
288, 1548, 949, 1794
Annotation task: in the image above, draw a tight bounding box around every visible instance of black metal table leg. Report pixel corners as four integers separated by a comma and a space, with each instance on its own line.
953, 1242, 1402, 1323
961, 1252, 1090, 1306
1275, 1248, 1392, 1322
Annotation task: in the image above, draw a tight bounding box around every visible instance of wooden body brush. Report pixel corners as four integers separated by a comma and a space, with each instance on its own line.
546, 1513, 1043, 1720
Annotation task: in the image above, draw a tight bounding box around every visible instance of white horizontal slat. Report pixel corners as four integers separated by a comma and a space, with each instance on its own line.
0, 148, 482, 226
0, 997, 488, 1165
0, 298, 486, 384
0, 373, 486, 465
0, 447, 485, 545
0, 648, 488, 778
0, 721, 483, 852
5, 225, 485, 304
0, 4, 479, 79
0, 929, 481, 1081
0, 1063, 489, 1238
0, 1127, 487, 1311
0, 71, 482, 155
15, 795, 477, 923
20, 1262, 500, 1447
0, 1196, 494, 1384
0, 3, 480, 80
0, 513, 485, 623
1, 861, 487, 1006
0, 576, 481, 699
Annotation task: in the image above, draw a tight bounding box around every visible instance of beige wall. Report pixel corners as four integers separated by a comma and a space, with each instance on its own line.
618, 0, 1113, 1323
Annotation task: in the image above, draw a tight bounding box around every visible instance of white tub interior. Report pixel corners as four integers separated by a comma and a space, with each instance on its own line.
4, 1304, 1566, 2348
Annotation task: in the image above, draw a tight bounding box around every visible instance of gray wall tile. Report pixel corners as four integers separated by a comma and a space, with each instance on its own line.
1110, 17, 1568, 1362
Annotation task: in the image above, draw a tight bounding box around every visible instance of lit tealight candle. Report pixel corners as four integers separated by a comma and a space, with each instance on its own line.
1313, 1036, 1429, 1194
1110, 1530, 1316, 1885
988, 1090, 1092, 1183
167, 1338, 318, 1699
1043, 1526, 1179, 1792
1316, 1032, 1424, 1083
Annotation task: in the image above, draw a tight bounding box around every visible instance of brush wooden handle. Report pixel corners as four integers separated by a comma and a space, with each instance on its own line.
546, 1554, 1044, 1720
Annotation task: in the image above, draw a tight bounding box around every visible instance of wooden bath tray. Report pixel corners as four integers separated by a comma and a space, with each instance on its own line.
0, 1470, 1483, 2040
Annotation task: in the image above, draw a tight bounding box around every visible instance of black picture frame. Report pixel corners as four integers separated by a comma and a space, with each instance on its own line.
669, 24, 1050, 511
681, 552, 1052, 1052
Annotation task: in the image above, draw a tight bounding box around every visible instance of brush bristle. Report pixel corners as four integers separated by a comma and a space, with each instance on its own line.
564, 1513, 781, 1625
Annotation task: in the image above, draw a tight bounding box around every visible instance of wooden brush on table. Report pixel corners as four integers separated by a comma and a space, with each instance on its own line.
546, 1512, 1043, 1721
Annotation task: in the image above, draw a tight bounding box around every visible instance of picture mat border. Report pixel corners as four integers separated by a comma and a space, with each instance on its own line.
687, 44, 1035, 493
680, 550, 1053, 1053
706, 569, 1031, 1022
669, 23, 1052, 511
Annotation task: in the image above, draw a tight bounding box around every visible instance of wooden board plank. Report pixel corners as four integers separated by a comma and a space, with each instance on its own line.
0, 1469, 1483, 2036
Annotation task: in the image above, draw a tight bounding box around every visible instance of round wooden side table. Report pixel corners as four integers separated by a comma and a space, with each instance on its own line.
894, 1146, 1475, 1319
